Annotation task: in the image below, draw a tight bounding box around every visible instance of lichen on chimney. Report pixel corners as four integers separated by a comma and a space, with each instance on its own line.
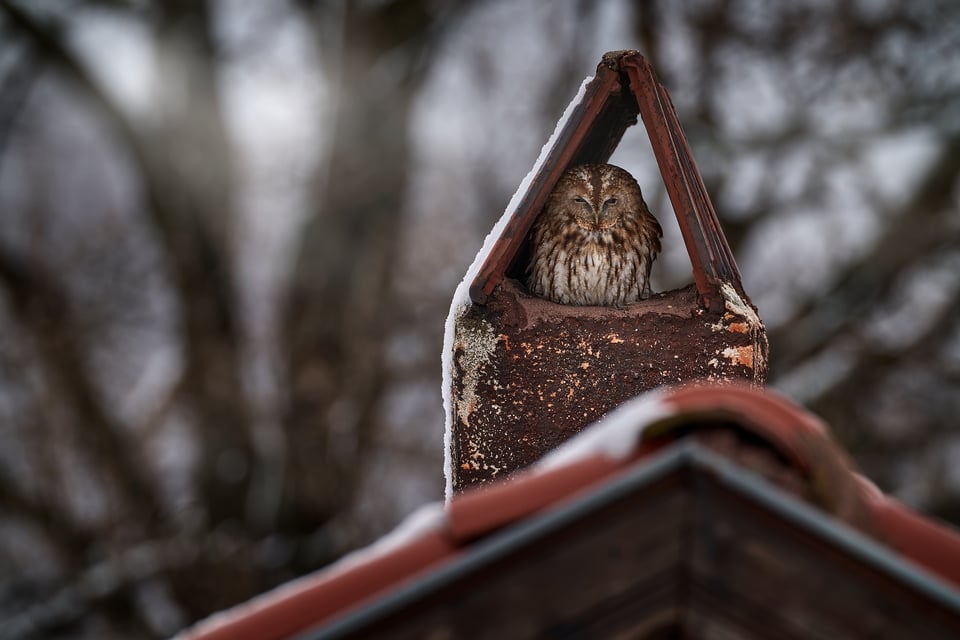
453, 315, 500, 429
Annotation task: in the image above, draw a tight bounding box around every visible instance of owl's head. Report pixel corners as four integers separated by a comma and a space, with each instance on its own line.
547, 163, 645, 232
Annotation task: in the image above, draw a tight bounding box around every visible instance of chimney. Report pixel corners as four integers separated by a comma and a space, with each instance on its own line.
443, 51, 767, 497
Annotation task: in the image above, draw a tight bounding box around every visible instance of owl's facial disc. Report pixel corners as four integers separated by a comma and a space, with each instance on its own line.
565, 174, 624, 232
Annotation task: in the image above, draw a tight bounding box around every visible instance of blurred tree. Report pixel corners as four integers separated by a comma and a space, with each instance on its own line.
279, 0, 462, 542
0, 0, 957, 638
626, 0, 960, 512
0, 0, 472, 636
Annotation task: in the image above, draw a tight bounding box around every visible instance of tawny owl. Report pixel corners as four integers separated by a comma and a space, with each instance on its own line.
527, 163, 662, 306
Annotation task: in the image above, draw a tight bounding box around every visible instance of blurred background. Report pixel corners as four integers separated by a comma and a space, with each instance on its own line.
0, 0, 958, 637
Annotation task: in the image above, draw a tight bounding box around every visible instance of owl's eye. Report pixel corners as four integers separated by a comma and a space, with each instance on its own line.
572, 196, 587, 204
604, 197, 618, 206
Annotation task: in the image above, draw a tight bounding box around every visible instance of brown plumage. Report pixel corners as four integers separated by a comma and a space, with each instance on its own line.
527, 163, 662, 306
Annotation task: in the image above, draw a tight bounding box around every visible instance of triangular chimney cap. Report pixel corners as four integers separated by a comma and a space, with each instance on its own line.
468, 50, 742, 311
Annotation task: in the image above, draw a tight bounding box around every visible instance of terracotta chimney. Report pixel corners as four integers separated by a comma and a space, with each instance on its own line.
443, 51, 767, 496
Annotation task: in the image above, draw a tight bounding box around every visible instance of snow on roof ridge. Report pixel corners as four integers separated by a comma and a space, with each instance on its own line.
332, 502, 447, 572
535, 388, 672, 472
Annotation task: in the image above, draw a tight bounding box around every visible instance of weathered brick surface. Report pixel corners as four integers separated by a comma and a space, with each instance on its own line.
451, 279, 767, 491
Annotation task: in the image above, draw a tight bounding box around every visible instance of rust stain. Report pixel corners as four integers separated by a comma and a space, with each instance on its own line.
577, 339, 598, 356
727, 322, 749, 334
722, 345, 755, 368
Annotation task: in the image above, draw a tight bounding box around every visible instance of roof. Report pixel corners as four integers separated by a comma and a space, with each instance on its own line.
177, 384, 960, 639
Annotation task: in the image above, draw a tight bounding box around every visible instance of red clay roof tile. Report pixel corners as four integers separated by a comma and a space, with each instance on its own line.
178, 383, 960, 640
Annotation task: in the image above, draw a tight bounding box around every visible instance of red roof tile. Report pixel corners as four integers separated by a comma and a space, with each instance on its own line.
177, 383, 960, 640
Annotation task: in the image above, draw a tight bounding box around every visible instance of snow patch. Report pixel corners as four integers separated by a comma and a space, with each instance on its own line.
442, 74, 594, 502
536, 389, 673, 472
717, 282, 766, 377
332, 502, 447, 571
719, 282, 760, 327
